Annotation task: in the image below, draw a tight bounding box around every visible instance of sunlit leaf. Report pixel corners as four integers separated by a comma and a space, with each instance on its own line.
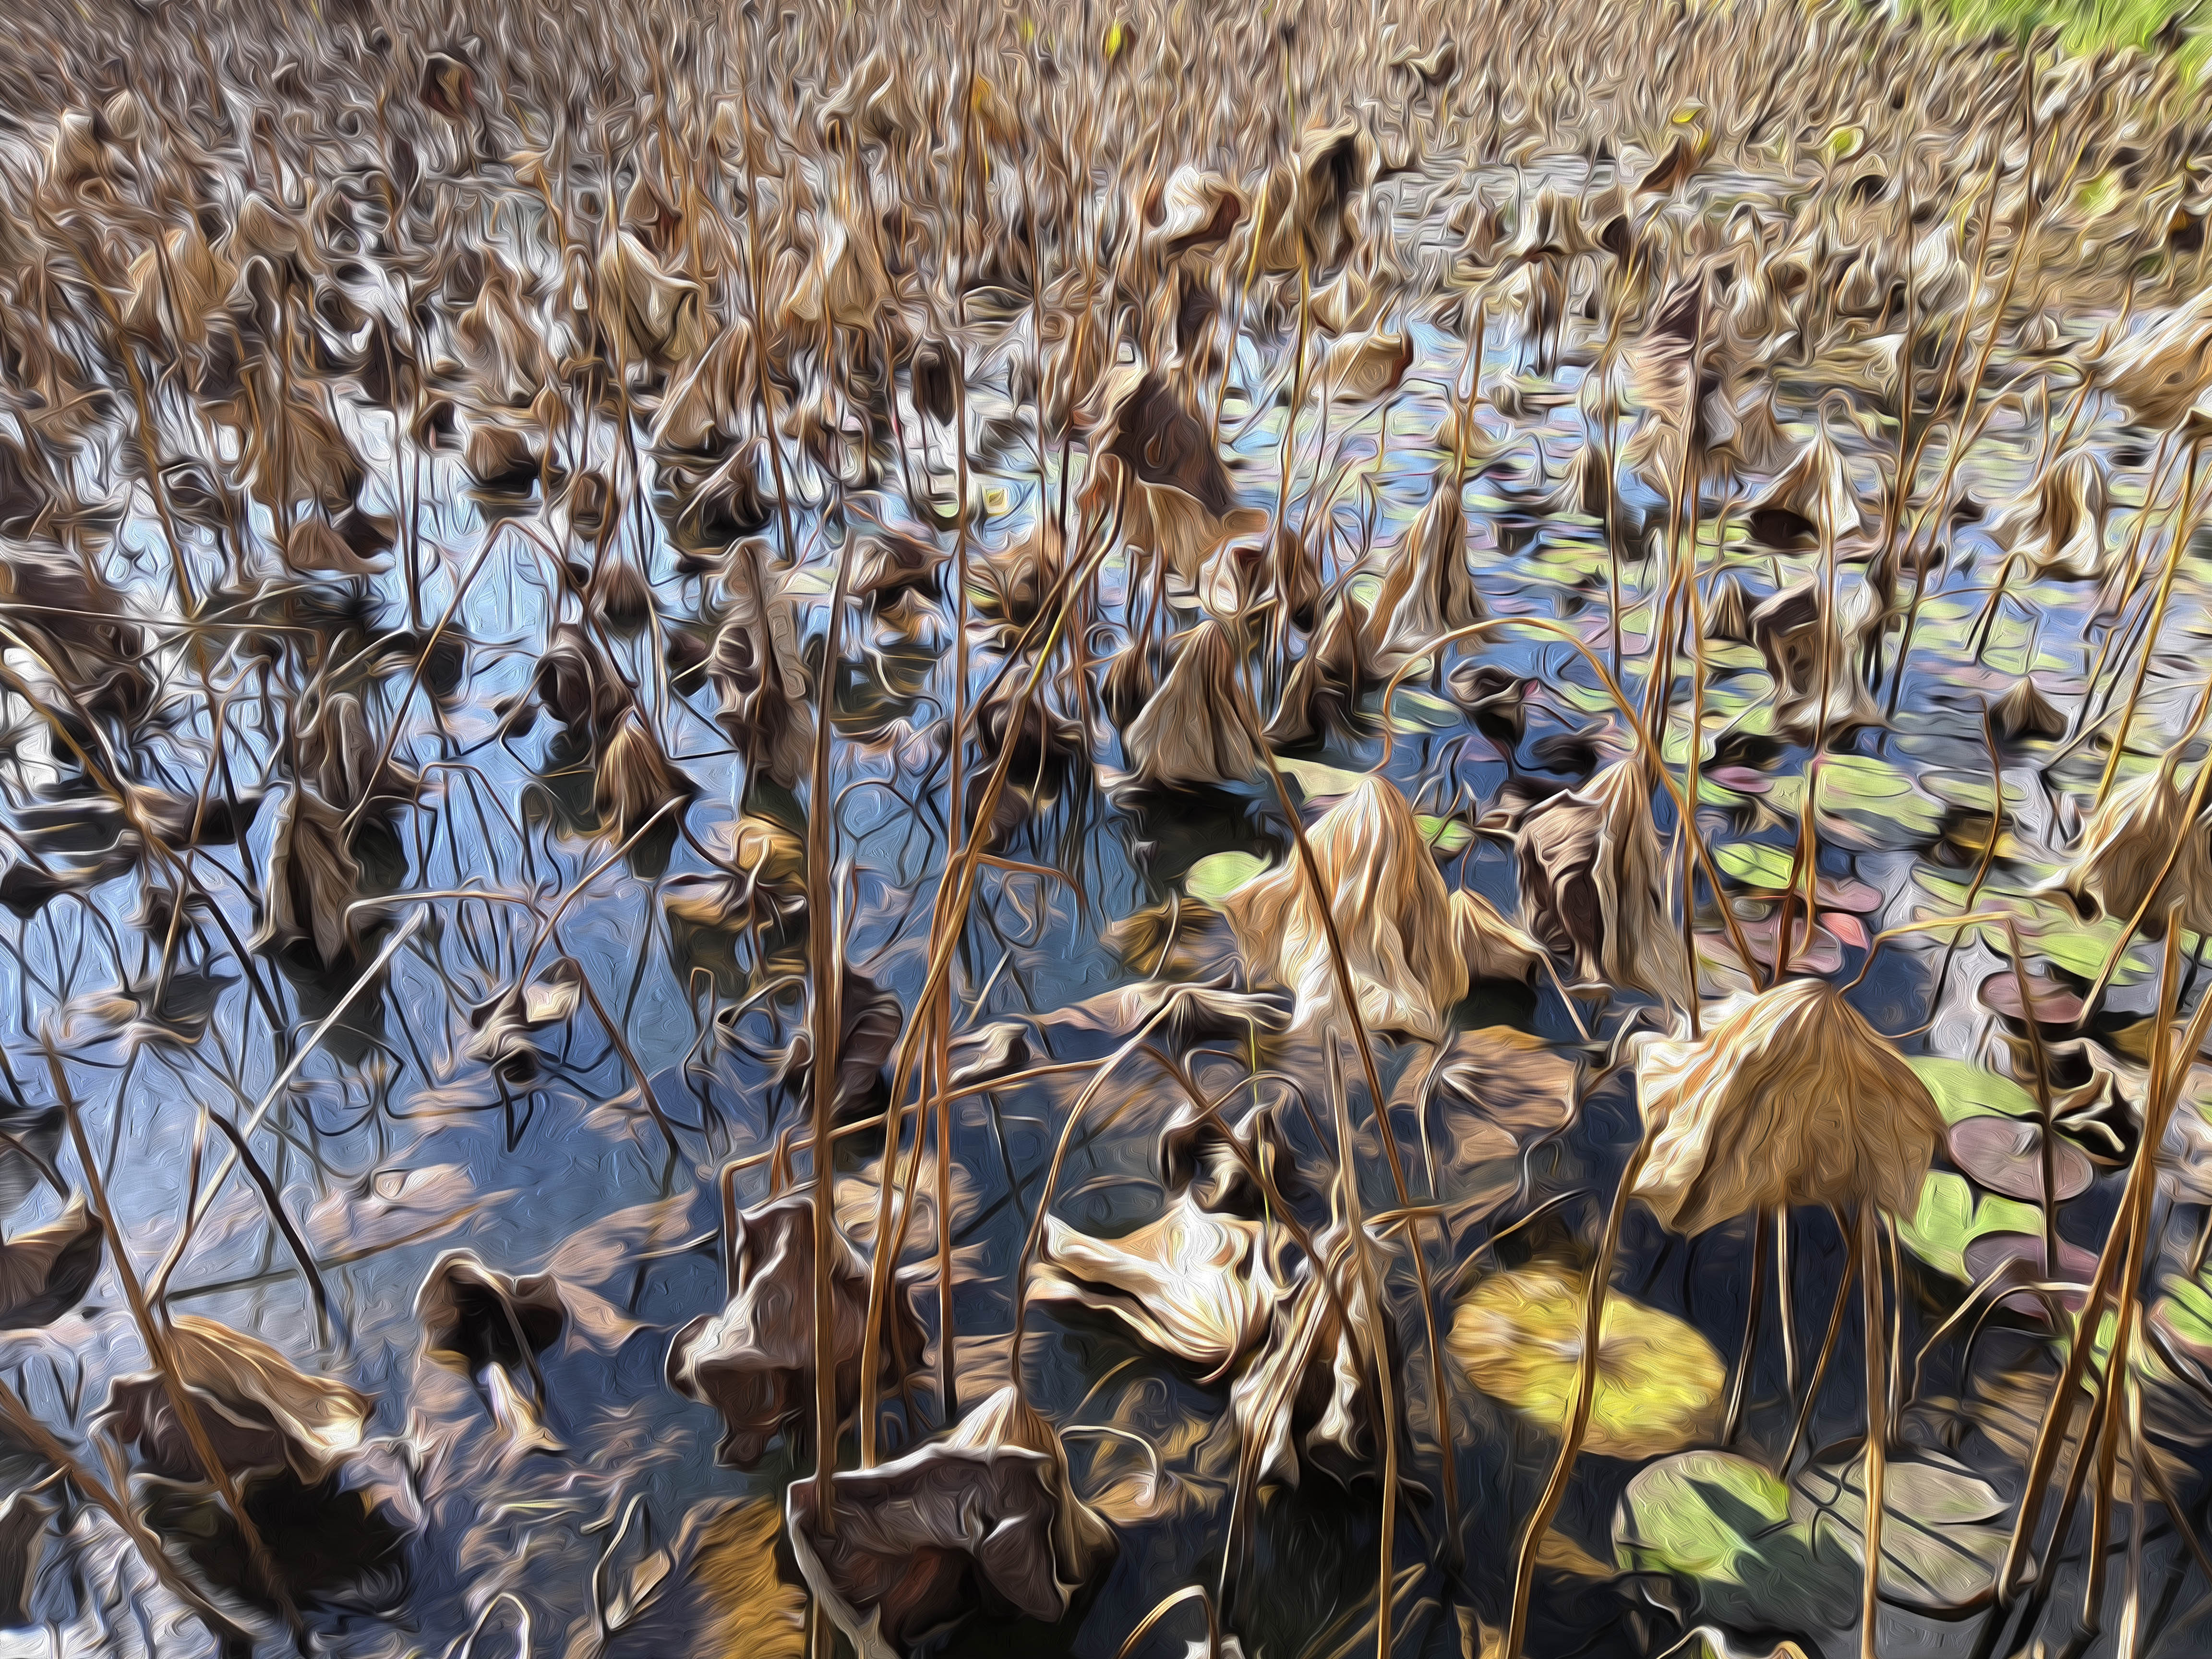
1184, 851, 1270, 904
1897, 1170, 2044, 1281
1908, 1057, 2039, 1124
1449, 1262, 1724, 1459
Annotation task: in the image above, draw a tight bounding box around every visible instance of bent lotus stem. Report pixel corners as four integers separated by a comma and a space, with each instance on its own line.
1858, 1200, 1888, 1659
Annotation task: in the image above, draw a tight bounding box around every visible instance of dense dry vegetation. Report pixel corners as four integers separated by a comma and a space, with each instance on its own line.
2, 0, 2212, 1656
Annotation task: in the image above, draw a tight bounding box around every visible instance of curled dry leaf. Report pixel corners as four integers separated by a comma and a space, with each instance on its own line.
1029, 1195, 1277, 1381
1448, 1260, 1724, 1459
1268, 593, 1370, 746
662, 813, 808, 932
1161, 1093, 1295, 1215
0, 1487, 49, 1626
1428, 1024, 1582, 1157
1220, 773, 1468, 1040
0, 1197, 100, 1330
1322, 327, 1412, 402
769, 962, 902, 1120
1038, 975, 1291, 1046
1990, 675, 2066, 743
593, 709, 695, 840
460, 418, 540, 493
299, 690, 418, 822
1450, 888, 1547, 984
532, 620, 631, 742
2092, 284, 2212, 428
1516, 759, 1687, 1008
1081, 367, 1264, 584
1362, 470, 1484, 674
106, 1314, 372, 1486
415, 1249, 567, 1375
787, 1384, 1114, 1659
1633, 978, 1945, 1234
1123, 620, 1260, 791
598, 230, 705, 367
2056, 755, 2212, 935
464, 970, 579, 1086
710, 538, 815, 790
667, 1191, 922, 1468
259, 787, 362, 969
1227, 1225, 1379, 1490
1990, 447, 2111, 580
1745, 425, 1863, 544
1747, 580, 1886, 742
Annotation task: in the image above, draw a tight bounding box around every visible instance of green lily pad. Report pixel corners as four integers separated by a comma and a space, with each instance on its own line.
1897, 1171, 2044, 1281
1184, 851, 1270, 904
1770, 755, 1943, 841
1553, 678, 1620, 717
1921, 772, 2029, 814
1905, 880, 2157, 990
1614, 1451, 1855, 1637
1617, 1446, 2008, 1641
1908, 1057, 2039, 1124
1389, 688, 1464, 733
2151, 1273, 2212, 1389
1418, 815, 1474, 854
1714, 841, 1799, 890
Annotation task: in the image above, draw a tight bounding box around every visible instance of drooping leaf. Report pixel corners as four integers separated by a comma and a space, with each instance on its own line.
106, 1315, 372, 1486
0, 1198, 100, 1330
1633, 979, 1944, 1234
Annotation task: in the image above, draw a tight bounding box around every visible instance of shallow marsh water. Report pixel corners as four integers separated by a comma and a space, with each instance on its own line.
4, 15, 2212, 1659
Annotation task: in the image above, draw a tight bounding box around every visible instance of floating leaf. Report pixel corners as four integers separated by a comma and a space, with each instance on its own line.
1948, 1115, 2096, 1203
1184, 850, 1270, 904
1713, 842, 1882, 913
1769, 754, 1942, 842
1962, 1233, 2096, 1318
1618, 1447, 2008, 1637
1419, 814, 1476, 854
1897, 1171, 2043, 1281
1390, 688, 1465, 733
1448, 1262, 1724, 1459
1790, 1453, 2008, 1611
1614, 1451, 1854, 1636
1909, 1057, 2039, 1124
